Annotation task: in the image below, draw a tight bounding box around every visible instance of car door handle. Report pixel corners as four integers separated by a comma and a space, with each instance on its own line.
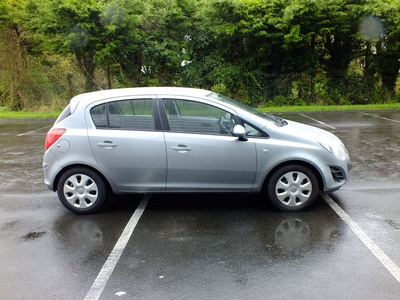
97, 141, 117, 148
172, 145, 191, 152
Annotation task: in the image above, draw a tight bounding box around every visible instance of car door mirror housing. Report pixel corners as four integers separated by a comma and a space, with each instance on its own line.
232, 125, 248, 141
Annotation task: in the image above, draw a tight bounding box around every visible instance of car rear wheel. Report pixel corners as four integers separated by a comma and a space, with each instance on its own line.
56, 167, 107, 214
266, 165, 319, 212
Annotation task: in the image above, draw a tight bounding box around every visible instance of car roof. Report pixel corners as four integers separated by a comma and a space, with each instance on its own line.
69, 87, 212, 112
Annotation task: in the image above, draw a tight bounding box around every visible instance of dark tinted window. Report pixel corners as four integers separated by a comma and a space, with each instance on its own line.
91, 99, 155, 130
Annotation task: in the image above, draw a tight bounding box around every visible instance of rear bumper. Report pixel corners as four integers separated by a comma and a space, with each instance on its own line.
43, 151, 61, 192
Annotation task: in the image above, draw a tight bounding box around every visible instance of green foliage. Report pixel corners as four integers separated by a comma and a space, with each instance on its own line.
1, 0, 400, 111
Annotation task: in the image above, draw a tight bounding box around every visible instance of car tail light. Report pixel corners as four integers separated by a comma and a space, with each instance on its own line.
45, 128, 66, 150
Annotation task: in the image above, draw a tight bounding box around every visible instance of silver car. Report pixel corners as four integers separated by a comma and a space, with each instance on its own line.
43, 87, 351, 214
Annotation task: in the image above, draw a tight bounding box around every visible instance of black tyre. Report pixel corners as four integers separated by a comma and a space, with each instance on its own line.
56, 167, 107, 214
266, 164, 319, 212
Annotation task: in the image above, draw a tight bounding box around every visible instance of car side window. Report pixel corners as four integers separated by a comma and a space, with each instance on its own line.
163, 99, 235, 135
91, 99, 155, 130
91, 104, 107, 128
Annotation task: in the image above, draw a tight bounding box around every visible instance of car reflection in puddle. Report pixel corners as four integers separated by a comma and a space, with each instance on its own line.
266, 212, 343, 259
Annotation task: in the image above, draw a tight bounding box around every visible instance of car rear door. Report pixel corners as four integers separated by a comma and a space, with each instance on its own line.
160, 98, 257, 191
87, 97, 167, 192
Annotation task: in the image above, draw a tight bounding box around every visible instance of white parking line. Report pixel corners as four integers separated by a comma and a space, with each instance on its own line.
84, 195, 151, 300
324, 195, 400, 283
299, 113, 336, 129
359, 112, 400, 124
17, 125, 52, 136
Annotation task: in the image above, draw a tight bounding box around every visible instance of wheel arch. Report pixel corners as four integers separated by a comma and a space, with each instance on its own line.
53, 164, 113, 194
262, 160, 324, 193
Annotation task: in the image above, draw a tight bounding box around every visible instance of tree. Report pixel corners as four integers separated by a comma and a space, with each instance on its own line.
139, 0, 197, 86
28, 0, 106, 91
96, 0, 147, 87
373, 1, 400, 95
2, 0, 400, 108
0, 0, 34, 109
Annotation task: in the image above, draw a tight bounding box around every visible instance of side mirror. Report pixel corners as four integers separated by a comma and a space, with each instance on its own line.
232, 125, 248, 141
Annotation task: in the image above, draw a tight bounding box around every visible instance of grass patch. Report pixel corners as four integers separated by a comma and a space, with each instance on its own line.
259, 103, 400, 113
1, 103, 400, 118
0, 107, 62, 119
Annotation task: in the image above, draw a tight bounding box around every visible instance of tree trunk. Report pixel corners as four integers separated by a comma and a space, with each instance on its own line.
75, 52, 97, 92
7, 23, 32, 109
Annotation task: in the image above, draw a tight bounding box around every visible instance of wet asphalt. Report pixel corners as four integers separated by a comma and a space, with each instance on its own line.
1, 111, 400, 299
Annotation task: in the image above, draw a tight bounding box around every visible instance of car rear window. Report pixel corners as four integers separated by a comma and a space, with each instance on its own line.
90, 99, 155, 131
55, 105, 71, 124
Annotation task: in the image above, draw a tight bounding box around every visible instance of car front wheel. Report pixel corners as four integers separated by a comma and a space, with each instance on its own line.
266, 165, 319, 212
56, 168, 107, 214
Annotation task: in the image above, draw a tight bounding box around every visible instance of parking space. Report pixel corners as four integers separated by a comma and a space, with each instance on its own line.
94, 194, 400, 300
1, 111, 400, 299
330, 189, 400, 268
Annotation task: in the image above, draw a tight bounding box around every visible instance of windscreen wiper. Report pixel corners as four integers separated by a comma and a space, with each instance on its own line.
274, 116, 288, 126
263, 113, 288, 127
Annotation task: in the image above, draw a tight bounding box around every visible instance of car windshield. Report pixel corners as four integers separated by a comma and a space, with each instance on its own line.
207, 92, 287, 127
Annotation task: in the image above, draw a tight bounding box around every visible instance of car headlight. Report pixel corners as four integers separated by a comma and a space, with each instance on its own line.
317, 138, 348, 160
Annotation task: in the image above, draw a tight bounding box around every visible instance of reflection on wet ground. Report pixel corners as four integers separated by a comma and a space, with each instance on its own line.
142, 194, 345, 262
0, 121, 53, 194
2, 113, 400, 299
101, 194, 391, 300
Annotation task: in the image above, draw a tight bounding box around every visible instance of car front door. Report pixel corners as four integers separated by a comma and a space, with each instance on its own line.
161, 98, 257, 191
87, 98, 166, 192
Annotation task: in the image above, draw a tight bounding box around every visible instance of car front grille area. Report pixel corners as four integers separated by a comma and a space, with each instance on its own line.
330, 167, 344, 182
